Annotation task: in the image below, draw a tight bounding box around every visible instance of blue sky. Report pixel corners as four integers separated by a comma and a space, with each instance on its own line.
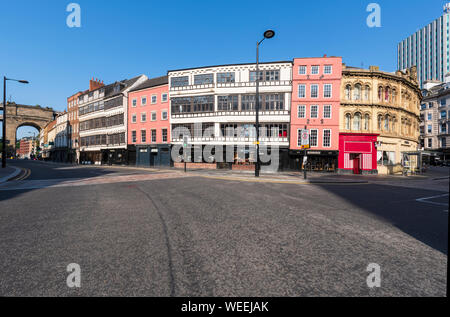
0, 0, 446, 139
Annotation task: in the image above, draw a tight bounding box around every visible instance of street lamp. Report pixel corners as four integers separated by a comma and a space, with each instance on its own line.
2, 76, 29, 168
255, 29, 275, 177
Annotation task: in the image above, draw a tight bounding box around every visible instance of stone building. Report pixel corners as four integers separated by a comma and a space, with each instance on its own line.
420, 76, 450, 161
339, 65, 422, 174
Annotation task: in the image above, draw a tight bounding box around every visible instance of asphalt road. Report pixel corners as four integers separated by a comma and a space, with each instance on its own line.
0, 160, 448, 296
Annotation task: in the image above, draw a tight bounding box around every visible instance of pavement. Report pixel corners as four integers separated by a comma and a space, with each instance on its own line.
0, 159, 448, 296
0, 165, 21, 183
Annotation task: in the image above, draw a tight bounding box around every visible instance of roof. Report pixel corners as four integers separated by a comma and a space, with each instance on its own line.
167, 60, 293, 73
129, 76, 168, 92
104, 75, 144, 99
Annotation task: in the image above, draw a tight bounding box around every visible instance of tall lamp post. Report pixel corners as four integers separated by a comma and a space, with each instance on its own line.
255, 29, 275, 177
2, 76, 29, 168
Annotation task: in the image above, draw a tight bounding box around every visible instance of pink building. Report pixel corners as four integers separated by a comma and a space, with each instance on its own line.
128, 76, 171, 166
289, 56, 342, 171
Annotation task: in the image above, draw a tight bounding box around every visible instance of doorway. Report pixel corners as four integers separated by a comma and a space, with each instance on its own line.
350, 153, 361, 174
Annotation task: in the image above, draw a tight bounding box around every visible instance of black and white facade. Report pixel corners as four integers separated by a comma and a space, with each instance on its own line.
78, 75, 147, 165
168, 62, 292, 169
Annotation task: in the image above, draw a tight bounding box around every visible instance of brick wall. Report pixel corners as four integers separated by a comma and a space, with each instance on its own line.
174, 162, 217, 169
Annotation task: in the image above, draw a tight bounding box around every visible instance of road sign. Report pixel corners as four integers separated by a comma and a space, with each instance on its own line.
300, 129, 309, 146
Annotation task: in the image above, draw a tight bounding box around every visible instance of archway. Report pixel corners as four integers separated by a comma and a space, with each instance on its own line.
16, 124, 40, 158
0, 103, 56, 157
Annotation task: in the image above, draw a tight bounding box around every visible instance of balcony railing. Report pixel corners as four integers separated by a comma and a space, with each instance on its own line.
169, 80, 292, 92
171, 136, 289, 143
171, 110, 289, 119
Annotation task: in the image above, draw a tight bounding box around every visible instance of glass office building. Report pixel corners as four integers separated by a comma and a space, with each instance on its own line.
398, 3, 450, 88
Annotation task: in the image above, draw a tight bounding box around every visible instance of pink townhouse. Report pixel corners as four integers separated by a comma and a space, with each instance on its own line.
128, 76, 171, 166
289, 55, 342, 172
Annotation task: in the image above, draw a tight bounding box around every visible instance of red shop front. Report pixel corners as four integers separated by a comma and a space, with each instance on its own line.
338, 133, 379, 175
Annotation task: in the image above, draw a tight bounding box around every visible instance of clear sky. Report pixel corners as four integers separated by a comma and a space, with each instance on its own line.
0, 0, 446, 139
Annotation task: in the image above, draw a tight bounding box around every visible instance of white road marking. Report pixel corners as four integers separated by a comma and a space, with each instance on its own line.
416, 194, 449, 209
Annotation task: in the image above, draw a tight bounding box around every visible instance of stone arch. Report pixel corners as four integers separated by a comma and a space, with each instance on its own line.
1, 103, 56, 155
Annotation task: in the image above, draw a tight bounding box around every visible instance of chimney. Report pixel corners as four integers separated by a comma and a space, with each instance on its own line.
89, 77, 105, 91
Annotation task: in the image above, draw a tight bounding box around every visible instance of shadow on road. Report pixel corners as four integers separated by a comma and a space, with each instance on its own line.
315, 183, 449, 255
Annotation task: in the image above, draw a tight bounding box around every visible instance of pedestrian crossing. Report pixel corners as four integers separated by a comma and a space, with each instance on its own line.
0, 172, 190, 191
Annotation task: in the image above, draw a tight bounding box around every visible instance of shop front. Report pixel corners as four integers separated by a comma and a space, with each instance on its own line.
338, 133, 378, 175
136, 144, 171, 167
288, 150, 338, 172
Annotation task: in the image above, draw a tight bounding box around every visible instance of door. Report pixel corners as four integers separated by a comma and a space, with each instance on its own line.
352, 154, 361, 174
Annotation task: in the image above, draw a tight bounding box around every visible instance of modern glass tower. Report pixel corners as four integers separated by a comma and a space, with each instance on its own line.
398, 3, 450, 88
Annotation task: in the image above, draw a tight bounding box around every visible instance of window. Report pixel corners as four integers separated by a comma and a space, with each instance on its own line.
427, 125, 432, 133
265, 70, 279, 81
311, 66, 319, 74
141, 113, 147, 122
297, 129, 302, 147
151, 112, 157, 121
264, 94, 284, 110
353, 113, 361, 130
298, 84, 306, 98
323, 105, 331, 118
298, 105, 306, 118
428, 138, 432, 148
250, 70, 279, 82
353, 84, 361, 100
441, 123, 447, 133
324, 65, 332, 74
162, 129, 168, 142
377, 151, 396, 165
132, 99, 137, 107
218, 95, 239, 111
378, 115, 383, 130
442, 138, 447, 148
249, 71, 263, 82
217, 72, 235, 83
345, 85, 351, 100
310, 129, 318, 147
171, 76, 189, 87
345, 113, 351, 130
428, 113, 432, 120
141, 97, 147, 105
132, 131, 136, 143
131, 114, 137, 123
193, 96, 214, 112
161, 110, 168, 120
299, 66, 307, 75
141, 130, 146, 143
241, 95, 258, 111
384, 115, 389, 131
162, 93, 168, 102
364, 86, 370, 101
324, 84, 332, 98
310, 105, 318, 118
310, 84, 318, 98
194, 73, 214, 85
364, 114, 370, 130
151, 95, 157, 104
323, 129, 331, 147
151, 130, 156, 143
441, 110, 447, 119
440, 99, 447, 107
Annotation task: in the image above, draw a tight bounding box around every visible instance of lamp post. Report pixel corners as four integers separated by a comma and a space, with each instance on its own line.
255, 29, 275, 177
2, 76, 29, 168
